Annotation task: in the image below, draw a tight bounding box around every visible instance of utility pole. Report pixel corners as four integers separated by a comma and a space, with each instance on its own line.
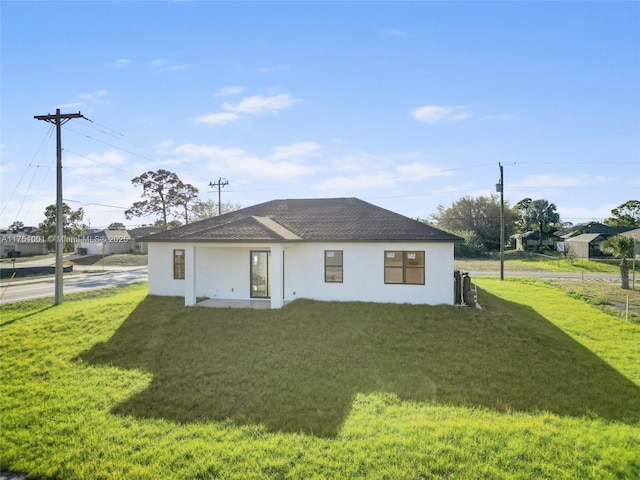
496, 163, 505, 281
209, 177, 229, 216
34, 109, 85, 305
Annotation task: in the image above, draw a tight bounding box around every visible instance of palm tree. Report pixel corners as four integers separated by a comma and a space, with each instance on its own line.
524, 199, 560, 250
600, 235, 635, 289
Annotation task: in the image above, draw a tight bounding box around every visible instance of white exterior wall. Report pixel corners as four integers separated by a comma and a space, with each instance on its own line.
195, 246, 252, 299
148, 243, 185, 296
77, 240, 132, 255
1, 241, 48, 258
149, 242, 274, 299
149, 241, 455, 305
283, 242, 453, 305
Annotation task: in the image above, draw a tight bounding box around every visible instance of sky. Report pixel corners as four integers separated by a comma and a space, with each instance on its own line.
1, 1, 639, 230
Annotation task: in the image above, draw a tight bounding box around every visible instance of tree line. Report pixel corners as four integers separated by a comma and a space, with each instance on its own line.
21, 166, 640, 257
428, 196, 639, 257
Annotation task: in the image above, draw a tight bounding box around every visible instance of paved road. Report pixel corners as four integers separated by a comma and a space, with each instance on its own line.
0, 267, 148, 304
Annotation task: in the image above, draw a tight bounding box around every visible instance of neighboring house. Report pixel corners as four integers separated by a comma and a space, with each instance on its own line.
563, 234, 605, 259
76, 229, 133, 256
145, 198, 461, 308
620, 228, 640, 259
556, 222, 634, 259
620, 228, 640, 242
128, 227, 163, 254
555, 221, 632, 240
512, 231, 558, 251
0, 233, 48, 258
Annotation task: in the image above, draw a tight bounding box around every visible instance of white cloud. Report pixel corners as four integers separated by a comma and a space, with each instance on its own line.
316, 174, 394, 193
223, 94, 297, 115
556, 204, 615, 222
431, 183, 477, 197
257, 65, 289, 73
0, 161, 16, 176
513, 174, 610, 189
395, 162, 450, 180
195, 112, 240, 125
172, 142, 321, 181
151, 59, 188, 72
58, 90, 109, 109
56, 102, 84, 109
332, 153, 389, 173
268, 142, 320, 160
316, 158, 451, 195
412, 105, 471, 124
155, 140, 176, 150
197, 93, 298, 127
173, 144, 247, 161
64, 150, 127, 176
216, 86, 246, 97
76, 90, 107, 102
111, 59, 130, 69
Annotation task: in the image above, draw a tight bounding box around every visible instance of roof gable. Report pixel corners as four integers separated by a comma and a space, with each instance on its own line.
147, 197, 460, 243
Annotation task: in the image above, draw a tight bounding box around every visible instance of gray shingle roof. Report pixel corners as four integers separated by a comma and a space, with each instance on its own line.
555, 221, 633, 238
145, 198, 461, 243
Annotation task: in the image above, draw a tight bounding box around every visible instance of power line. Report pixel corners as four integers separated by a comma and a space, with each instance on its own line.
0, 126, 54, 216
13, 163, 40, 221
64, 199, 127, 209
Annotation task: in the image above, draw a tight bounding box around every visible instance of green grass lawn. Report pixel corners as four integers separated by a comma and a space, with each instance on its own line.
456, 251, 621, 274
70, 253, 148, 267
0, 253, 55, 264
1, 282, 639, 479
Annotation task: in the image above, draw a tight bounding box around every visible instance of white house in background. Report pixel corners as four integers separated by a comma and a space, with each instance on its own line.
76, 229, 132, 256
0, 233, 48, 258
144, 198, 461, 308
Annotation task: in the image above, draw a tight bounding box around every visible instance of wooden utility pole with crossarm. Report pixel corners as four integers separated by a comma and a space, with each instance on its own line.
34, 109, 85, 305
209, 177, 229, 216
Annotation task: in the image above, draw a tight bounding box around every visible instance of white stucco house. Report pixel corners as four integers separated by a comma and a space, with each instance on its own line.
76, 229, 133, 256
0, 233, 48, 258
144, 198, 461, 308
